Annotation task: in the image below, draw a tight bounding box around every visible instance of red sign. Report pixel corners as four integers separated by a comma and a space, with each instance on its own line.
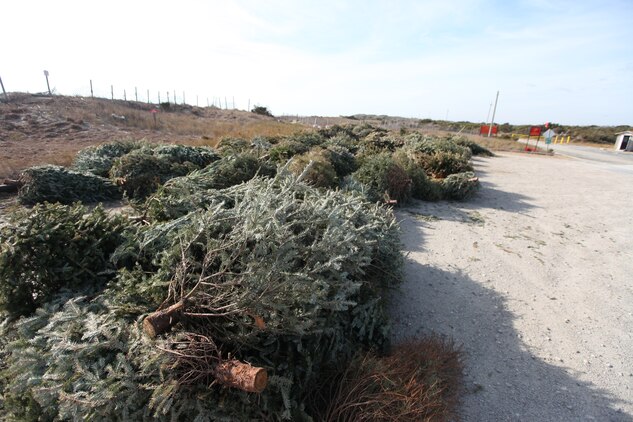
529, 126, 541, 137
480, 125, 498, 135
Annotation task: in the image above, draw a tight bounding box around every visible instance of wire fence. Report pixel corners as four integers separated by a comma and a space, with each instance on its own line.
0, 74, 261, 113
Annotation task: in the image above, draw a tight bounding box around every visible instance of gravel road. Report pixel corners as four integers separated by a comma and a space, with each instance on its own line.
390, 152, 633, 421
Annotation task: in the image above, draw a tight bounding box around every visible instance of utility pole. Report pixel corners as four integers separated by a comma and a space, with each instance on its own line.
487, 90, 500, 138
147, 89, 150, 104
111, 85, 114, 100
135, 87, 138, 102
90, 80, 94, 98
44, 70, 51, 95
485, 102, 492, 124
124, 89, 127, 101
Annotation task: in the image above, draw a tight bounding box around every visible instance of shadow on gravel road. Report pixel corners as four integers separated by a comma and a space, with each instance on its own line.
390, 261, 632, 421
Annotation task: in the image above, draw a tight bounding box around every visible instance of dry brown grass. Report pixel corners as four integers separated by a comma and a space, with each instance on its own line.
315, 336, 463, 422
0, 95, 305, 179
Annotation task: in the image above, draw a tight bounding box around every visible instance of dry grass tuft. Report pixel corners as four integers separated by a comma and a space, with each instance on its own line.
318, 336, 463, 422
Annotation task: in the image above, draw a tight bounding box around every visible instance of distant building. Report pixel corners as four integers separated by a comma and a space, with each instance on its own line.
614, 131, 633, 152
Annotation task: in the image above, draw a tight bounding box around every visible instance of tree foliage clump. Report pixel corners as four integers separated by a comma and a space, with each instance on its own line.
352, 154, 412, 204
0, 174, 403, 421
288, 148, 339, 188
216, 137, 251, 156
18, 165, 121, 205
451, 136, 494, 157
441, 171, 480, 200
143, 154, 276, 221
109, 145, 220, 200
0, 203, 132, 317
418, 151, 474, 179
72, 140, 141, 176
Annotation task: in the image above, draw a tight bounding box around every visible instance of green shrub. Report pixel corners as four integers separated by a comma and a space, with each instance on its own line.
18, 165, 121, 205
0, 203, 131, 317
251, 105, 273, 117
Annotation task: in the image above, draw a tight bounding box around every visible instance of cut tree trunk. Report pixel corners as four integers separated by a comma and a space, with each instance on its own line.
0, 179, 20, 193
143, 300, 186, 338
213, 359, 268, 393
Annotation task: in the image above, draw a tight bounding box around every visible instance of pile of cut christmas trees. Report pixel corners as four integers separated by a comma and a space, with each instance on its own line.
0, 126, 483, 420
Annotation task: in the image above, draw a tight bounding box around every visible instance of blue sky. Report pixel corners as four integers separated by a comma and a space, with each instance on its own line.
2, 0, 632, 125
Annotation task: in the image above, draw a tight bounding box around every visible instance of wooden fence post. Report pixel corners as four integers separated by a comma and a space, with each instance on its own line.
90, 80, 94, 98
44, 70, 51, 95
0, 76, 8, 102
135, 87, 138, 102
111, 85, 114, 100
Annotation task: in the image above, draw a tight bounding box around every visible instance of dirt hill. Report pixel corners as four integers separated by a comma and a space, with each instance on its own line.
0, 93, 298, 179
